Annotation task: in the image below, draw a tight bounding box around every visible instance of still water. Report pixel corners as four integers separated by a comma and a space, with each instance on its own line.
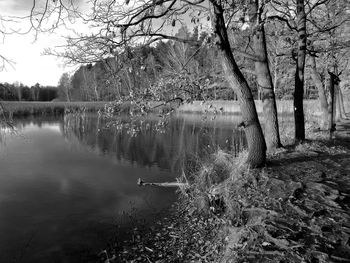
0, 113, 244, 262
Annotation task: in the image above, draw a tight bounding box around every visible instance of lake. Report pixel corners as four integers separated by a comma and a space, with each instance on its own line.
0, 113, 245, 262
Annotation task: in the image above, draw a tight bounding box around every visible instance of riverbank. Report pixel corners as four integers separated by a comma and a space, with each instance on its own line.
0, 101, 108, 117
104, 117, 350, 262
177, 100, 350, 118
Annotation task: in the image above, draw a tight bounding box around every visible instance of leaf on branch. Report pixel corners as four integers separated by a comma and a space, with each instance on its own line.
172, 19, 176, 27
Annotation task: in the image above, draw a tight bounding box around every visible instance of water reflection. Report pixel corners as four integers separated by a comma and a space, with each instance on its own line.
62, 113, 246, 172
0, 113, 244, 263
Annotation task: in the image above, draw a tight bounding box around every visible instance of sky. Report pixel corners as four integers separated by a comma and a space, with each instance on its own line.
0, 0, 86, 87
0, 0, 209, 87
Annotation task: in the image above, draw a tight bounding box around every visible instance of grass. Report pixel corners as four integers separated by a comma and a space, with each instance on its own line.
0, 101, 108, 117
0, 100, 176, 118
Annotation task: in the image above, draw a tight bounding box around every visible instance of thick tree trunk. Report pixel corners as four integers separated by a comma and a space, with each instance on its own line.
294, 0, 306, 142
309, 53, 328, 129
252, 21, 282, 151
210, 1, 266, 167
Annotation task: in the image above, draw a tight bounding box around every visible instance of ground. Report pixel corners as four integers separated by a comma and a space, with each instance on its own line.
102, 117, 350, 263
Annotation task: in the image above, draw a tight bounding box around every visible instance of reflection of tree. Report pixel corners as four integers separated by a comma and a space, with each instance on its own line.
62, 113, 246, 173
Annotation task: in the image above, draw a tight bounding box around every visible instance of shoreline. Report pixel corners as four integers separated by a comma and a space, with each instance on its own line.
102, 117, 350, 262
2, 100, 349, 118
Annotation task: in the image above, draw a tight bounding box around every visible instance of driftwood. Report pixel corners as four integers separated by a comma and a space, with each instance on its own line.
137, 178, 189, 188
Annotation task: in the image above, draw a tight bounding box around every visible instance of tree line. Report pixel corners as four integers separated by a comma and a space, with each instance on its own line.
0, 82, 57, 101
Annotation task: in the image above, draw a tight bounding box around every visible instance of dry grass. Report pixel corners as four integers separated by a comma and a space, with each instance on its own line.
177, 100, 350, 117
178, 126, 350, 262
0, 101, 108, 117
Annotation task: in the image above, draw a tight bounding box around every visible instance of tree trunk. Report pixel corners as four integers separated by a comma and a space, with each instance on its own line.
309, 53, 328, 130
17, 88, 22, 101
273, 56, 278, 93
328, 72, 338, 132
65, 86, 71, 102
210, 1, 266, 167
294, 0, 306, 142
93, 70, 99, 101
251, 1, 281, 151
335, 84, 344, 121
339, 88, 346, 116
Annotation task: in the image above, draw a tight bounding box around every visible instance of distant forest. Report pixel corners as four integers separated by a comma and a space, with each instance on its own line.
0, 82, 57, 101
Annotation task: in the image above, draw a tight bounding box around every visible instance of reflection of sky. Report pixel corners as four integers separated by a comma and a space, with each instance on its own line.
0, 121, 176, 262
41, 124, 62, 133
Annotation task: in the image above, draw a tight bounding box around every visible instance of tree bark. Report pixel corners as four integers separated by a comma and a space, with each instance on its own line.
273, 56, 278, 94
339, 88, 346, 117
309, 53, 328, 130
210, 1, 266, 167
335, 84, 344, 121
251, 1, 282, 151
328, 72, 337, 132
294, 0, 306, 142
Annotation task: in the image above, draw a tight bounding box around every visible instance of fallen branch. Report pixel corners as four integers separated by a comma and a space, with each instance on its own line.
137, 178, 189, 188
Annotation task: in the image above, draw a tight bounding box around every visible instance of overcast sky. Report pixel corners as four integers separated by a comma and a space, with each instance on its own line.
0, 0, 86, 86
